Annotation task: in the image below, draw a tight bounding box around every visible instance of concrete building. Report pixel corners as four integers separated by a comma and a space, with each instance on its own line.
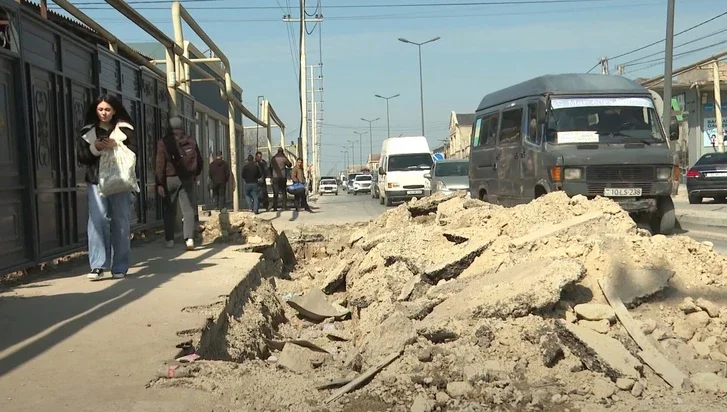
444, 112, 475, 159
366, 153, 381, 171
638, 61, 727, 170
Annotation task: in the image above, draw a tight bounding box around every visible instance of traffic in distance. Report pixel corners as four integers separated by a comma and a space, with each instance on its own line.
324, 73, 727, 236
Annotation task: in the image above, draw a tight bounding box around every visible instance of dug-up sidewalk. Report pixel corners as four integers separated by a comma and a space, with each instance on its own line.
0, 239, 263, 412
674, 184, 727, 228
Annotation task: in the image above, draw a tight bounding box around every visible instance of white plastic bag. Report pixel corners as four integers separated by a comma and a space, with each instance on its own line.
98, 143, 140, 196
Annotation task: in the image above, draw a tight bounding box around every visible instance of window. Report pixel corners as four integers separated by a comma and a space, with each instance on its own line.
472, 117, 483, 147
526, 103, 539, 144
481, 112, 500, 147
387, 153, 433, 172
434, 162, 469, 177
355, 175, 373, 181
696, 153, 727, 166
498, 108, 523, 145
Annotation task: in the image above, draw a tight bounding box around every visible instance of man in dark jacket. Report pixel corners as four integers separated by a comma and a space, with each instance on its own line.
156, 117, 203, 251
269, 147, 292, 211
241, 154, 263, 214
255, 151, 270, 211
208, 151, 230, 210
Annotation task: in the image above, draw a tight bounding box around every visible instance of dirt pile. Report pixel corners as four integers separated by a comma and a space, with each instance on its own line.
161, 193, 727, 411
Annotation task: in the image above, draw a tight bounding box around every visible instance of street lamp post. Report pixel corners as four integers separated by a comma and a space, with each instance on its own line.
361, 117, 380, 165
375, 94, 400, 140
347, 140, 355, 171
354, 131, 367, 168
398, 36, 440, 137
341, 150, 348, 171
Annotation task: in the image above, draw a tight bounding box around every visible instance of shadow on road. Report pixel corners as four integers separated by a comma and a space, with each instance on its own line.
0, 242, 227, 378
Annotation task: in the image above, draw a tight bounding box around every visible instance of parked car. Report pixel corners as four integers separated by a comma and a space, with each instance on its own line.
425, 159, 470, 195
319, 178, 339, 195
686, 152, 727, 204
352, 174, 373, 195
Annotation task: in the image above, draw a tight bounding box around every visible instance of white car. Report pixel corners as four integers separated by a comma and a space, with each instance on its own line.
319, 179, 338, 195
352, 174, 373, 195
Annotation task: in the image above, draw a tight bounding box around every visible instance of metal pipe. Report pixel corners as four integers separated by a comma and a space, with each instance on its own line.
104, 0, 183, 56
50, 0, 165, 78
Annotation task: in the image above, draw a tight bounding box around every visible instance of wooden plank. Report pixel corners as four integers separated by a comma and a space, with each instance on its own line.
598, 278, 688, 390
324, 350, 402, 404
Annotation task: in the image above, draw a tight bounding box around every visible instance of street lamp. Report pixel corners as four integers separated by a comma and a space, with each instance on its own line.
361, 117, 380, 165
341, 149, 348, 171
347, 140, 355, 171
398, 36, 440, 137
354, 131, 367, 168
375, 93, 400, 140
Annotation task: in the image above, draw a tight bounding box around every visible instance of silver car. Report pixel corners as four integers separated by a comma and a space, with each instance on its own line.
425, 159, 470, 195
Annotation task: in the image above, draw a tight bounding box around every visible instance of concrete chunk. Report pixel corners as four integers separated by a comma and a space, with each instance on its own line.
510, 211, 604, 248
423, 238, 494, 282
320, 260, 353, 294
555, 320, 642, 381
607, 267, 675, 307
574, 303, 616, 322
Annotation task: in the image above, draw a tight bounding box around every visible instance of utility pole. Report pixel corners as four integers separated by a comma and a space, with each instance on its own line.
714, 60, 724, 153
354, 131, 367, 168
617, 65, 624, 75
341, 150, 348, 172
309, 65, 317, 192
348, 140, 355, 171
283, 2, 322, 176
361, 117, 380, 165
600, 56, 610, 75
662, 0, 675, 143
398, 37, 440, 136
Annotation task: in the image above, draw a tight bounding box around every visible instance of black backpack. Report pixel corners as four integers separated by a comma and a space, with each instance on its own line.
164, 134, 199, 178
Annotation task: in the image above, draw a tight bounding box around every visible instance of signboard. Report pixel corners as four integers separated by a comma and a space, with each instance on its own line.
432, 153, 445, 161
551, 97, 654, 109
703, 117, 727, 147
703, 103, 727, 113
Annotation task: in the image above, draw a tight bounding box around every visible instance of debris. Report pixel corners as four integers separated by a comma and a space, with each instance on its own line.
410, 395, 434, 412
609, 267, 675, 308
592, 378, 616, 399
599, 279, 688, 390
578, 319, 611, 334
616, 378, 635, 391
631, 381, 645, 397
446, 381, 474, 398
324, 350, 402, 404
175, 353, 201, 363
286, 289, 350, 322
574, 303, 616, 323
555, 321, 641, 381
314, 378, 354, 390
640, 318, 657, 335
422, 237, 493, 282
679, 297, 700, 314
690, 373, 727, 393
277, 343, 330, 374
696, 298, 721, 318
156, 363, 194, 379
510, 211, 604, 248
262, 338, 331, 354
540, 332, 565, 367
417, 348, 433, 363
320, 260, 353, 294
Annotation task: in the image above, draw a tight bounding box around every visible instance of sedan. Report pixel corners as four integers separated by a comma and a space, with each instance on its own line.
425, 159, 470, 196
686, 152, 727, 204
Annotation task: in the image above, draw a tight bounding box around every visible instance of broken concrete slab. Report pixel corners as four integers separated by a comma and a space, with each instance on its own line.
277, 342, 330, 374
358, 311, 418, 368
578, 319, 611, 334
510, 211, 604, 248
555, 320, 642, 381
422, 237, 494, 282
696, 298, 721, 318
286, 289, 350, 322
427, 259, 585, 321
360, 233, 388, 252
574, 303, 616, 323
407, 193, 460, 217
603, 267, 675, 308
320, 260, 353, 294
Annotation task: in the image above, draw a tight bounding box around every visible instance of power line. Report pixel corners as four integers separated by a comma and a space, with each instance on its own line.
625, 37, 727, 68
621, 26, 727, 66
57, 0, 644, 10
608, 10, 727, 62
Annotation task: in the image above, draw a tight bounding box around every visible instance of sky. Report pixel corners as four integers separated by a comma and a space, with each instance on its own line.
48, 0, 727, 175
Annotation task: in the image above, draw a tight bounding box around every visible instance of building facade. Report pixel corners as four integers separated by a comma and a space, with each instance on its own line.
445, 112, 475, 159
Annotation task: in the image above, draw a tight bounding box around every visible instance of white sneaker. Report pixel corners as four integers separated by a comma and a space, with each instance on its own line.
87, 269, 104, 281
165, 240, 174, 248
185, 239, 194, 251
112, 272, 126, 279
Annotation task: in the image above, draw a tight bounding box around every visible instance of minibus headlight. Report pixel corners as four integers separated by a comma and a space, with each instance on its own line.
656, 167, 672, 181
563, 168, 582, 181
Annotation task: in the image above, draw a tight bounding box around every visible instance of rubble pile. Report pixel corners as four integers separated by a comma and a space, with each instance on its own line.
166, 192, 727, 411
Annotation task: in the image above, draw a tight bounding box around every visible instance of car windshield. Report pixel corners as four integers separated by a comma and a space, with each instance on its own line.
321, 180, 336, 185
356, 175, 372, 181
546, 98, 665, 145
388, 153, 434, 172
696, 153, 727, 166
435, 162, 469, 177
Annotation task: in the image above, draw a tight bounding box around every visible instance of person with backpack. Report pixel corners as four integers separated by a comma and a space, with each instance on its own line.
208, 151, 230, 210
156, 117, 203, 251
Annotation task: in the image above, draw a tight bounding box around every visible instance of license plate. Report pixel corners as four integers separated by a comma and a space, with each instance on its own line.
707, 172, 727, 178
407, 190, 423, 195
603, 188, 642, 197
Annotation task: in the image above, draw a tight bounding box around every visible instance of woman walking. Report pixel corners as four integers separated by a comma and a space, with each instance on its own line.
77, 95, 137, 281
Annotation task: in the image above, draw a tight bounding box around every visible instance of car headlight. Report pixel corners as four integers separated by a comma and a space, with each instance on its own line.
656, 167, 672, 180
436, 181, 446, 190
563, 168, 582, 180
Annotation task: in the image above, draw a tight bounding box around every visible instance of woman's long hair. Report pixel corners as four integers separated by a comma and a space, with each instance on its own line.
83, 94, 133, 128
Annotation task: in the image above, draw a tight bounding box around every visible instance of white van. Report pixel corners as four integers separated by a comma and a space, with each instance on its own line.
377, 136, 433, 206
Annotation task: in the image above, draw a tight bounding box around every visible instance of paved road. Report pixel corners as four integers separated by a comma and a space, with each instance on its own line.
261, 187, 386, 232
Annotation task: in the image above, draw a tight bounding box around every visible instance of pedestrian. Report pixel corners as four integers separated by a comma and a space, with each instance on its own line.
77, 94, 137, 281
242, 154, 263, 214
270, 147, 292, 211
156, 116, 203, 251
291, 158, 313, 213
208, 151, 230, 210
255, 151, 270, 211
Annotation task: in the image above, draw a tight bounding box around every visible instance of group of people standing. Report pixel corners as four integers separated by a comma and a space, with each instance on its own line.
240, 148, 312, 214
77, 93, 310, 281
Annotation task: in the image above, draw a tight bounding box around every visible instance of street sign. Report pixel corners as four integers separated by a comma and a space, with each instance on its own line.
432, 153, 445, 161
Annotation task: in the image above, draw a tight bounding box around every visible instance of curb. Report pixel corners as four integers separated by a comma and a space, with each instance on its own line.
676, 213, 727, 229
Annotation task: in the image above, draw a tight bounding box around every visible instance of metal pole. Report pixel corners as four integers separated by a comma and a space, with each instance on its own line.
299, 0, 309, 176
662, 0, 675, 137
715, 61, 725, 153
386, 99, 391, 139
354, 131, 367, 167
418, 44, 425, 136
368, 122, 373, 160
